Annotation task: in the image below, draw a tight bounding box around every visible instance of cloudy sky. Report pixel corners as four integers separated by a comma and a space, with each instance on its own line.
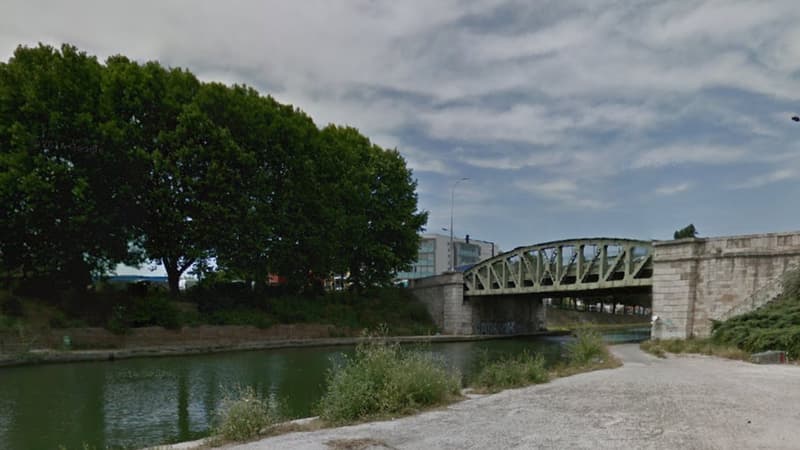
4, 0, 800, 258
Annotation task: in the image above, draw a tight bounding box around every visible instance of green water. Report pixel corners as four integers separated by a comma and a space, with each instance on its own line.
0, 329, 649, 450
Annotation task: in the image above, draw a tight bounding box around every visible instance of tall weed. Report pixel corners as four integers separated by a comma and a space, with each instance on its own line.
317, 331, 460, 424
214, 386, 282, 441
471, 351, 549, 392
566, 329, 606, 365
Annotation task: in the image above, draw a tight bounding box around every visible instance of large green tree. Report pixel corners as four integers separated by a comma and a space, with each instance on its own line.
1, 43, 428, 296
0, 44, 141, 287
319, 125, 427, 289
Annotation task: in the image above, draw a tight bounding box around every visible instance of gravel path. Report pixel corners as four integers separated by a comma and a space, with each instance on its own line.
222, 344, 800, 449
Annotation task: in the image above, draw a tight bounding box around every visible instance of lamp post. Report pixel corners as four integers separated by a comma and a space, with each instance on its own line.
449, 177, 469, 271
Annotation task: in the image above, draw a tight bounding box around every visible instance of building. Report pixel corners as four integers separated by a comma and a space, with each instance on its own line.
396, 233, 498, 280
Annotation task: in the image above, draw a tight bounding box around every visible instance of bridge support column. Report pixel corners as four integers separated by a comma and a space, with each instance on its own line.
651, 239, 702, 340
408, 273, 473, 335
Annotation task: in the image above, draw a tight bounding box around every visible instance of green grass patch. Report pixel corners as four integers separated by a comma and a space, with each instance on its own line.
471, 351, 549, 393
316, 331, 461, 424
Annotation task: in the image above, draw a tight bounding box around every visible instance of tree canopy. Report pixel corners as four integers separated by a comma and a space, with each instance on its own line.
673, 224, 698, 240
0, 43, 427, 295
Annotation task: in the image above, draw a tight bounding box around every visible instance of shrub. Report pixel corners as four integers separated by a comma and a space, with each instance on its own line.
317, 333, 460, 424
566, 329, 606, 365
712, 290, 800, 359
214, 386, 282, 442
472, 351, 549, 392
205, 308, 274, 328
0, 292, 23, 317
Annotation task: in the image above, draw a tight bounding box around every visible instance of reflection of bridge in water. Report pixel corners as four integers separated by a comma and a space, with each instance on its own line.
464, 238, 653, 297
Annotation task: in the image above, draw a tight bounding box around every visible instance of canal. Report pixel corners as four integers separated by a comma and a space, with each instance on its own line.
0, 328, 648, 449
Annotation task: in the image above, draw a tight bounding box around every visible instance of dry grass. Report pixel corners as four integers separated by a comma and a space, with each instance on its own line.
325, 437, 394, 450
640, 339, 749, 361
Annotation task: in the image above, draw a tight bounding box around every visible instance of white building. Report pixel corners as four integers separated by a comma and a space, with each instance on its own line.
396, 233, 499, 280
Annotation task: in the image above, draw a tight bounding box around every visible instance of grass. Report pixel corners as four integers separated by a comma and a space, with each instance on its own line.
471, 351, 549, 393
565, 329, 606, 365
213, 386, 283, 442
639, 338, 750, 360
316, 330, 461, 424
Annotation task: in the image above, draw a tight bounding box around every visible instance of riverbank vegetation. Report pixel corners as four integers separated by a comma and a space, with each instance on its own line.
1, 43, 426, 299
316, 333, 461, 424
639, 338, 749, 360
0, 285, 436, 347
213, 386, 283, 442
471, 351, 549, 393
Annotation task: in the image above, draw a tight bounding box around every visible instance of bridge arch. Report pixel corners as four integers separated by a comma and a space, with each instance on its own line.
463, 238, 653, 296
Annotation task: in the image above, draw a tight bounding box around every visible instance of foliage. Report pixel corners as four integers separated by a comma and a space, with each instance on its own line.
0, 43, 426, 296
205, 308, 274, 329
214, 386, 282, 442
189, 285, 436, 335
711, 289, 800, 359
102, 295, 180, 334
673, 224, 698, 239
316, 332, 461, 424
318, 126, 427, 290
0, 44, 143, 288
640, 338, 749, 360
566, 329, 607, 365
471, 351, 549, 392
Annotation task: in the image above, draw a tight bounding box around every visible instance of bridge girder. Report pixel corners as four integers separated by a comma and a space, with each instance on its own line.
463, 238, 653, 297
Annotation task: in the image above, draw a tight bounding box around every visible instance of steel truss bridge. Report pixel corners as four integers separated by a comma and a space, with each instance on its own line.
463, 238, 653, 296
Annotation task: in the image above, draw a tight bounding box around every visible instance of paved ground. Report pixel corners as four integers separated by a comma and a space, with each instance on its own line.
222, 344, 800, 450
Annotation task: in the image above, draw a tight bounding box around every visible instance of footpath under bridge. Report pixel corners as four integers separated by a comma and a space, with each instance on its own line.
463, 238, 654, 297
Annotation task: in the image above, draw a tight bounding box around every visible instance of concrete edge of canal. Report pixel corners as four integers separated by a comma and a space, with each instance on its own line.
0, 331, 574, 368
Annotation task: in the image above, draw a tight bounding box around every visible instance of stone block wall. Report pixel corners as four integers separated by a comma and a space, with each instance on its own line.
652, 231, 800, 339
408, 272, 473, 334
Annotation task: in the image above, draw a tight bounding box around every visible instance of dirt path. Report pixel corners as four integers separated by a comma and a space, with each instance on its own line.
221, 344, 800, 450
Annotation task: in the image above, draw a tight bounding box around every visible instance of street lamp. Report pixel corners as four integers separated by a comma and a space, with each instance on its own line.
449, 177, 470, 271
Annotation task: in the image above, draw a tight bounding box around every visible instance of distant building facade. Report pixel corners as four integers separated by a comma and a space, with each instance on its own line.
396, 233, 498, 280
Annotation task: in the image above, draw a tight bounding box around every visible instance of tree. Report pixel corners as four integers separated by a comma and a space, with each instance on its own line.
674, 224, 698, 240
319, 125, 427, 290
0, 44, 141, 288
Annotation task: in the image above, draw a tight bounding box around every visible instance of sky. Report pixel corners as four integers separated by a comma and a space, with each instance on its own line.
3, 0, 800, 275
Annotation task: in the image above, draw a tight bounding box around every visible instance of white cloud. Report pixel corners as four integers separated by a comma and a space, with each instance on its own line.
631, 145, 749, 169
514, 179, 607, 210
655, 182, 693, 196
733, 169, 796, 189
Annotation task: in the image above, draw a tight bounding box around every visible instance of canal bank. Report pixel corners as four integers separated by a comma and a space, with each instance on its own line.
0, 331, 569, 368
210, 344, 800, 450
0, 331, 655, 449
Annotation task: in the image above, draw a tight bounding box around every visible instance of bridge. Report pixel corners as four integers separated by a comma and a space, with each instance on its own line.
463, 238, 653, 297
408, 231, 800, 340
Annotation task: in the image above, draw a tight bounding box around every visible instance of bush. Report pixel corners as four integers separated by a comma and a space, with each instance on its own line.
712, 289, 800, 359
0, 292, 23, 317
316, 333, 460, 424
566, 329, 606, 365
214, 386, 282, 441
472, 351, 549, 392
205, 308, 274, 328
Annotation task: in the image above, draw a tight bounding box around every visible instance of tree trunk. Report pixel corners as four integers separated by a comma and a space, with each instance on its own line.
164, 258, 181, 297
